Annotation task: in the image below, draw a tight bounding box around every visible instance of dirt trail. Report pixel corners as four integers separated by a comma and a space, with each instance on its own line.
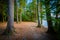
0, 22, 54, 40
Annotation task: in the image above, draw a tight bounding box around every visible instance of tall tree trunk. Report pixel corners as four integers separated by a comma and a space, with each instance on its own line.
37, 0, 41, 27
55, 13, 58, 30
2, 12, 4, 22
55, 0, 60, 32
40, 0, 42, 24
16, 0, 18, 23
3, 15, 4, 22
3, 0, 14, 35
45, 0, 55, 33
20, 8, 22, 22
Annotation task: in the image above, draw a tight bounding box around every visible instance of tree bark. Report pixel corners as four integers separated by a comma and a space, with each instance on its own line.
45, 0, 55, 34
20, 8, 22, 22
40, 0, 42, 24
16, 0, 18, 23
3, 0, 14, 35
55, 0, 60, 32
37, 0, 41, 27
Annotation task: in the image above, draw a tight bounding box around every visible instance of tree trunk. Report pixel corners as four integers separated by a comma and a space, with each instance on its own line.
40, 0, 42, 24
3, 0, 14, 35
2, 13, 4, 22
55, 0, 60, 32
45, 0, 55, 34
37, 0, 41, 27
55, 13, 58, 30
16, 0, 18, 23
20, 8, 22, 22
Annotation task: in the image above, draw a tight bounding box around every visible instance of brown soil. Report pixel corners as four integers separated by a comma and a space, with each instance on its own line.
0, 22, 54, 40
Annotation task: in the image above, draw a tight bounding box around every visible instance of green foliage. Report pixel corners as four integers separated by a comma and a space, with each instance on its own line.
22, 13, 30, 21
0, 0, 8, 22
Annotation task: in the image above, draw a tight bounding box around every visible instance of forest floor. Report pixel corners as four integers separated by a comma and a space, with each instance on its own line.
0, 22, 56, 40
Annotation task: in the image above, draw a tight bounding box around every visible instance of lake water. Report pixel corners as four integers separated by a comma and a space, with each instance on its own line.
42, 20, 48, 28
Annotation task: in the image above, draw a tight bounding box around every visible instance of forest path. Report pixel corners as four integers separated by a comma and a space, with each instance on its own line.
0, 22, 55, 40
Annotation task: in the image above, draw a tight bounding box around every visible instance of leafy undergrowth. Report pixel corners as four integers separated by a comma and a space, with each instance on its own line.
0, 22, 56, 40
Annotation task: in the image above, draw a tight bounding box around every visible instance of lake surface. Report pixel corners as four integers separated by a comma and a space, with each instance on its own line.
42, 20, 48, 28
